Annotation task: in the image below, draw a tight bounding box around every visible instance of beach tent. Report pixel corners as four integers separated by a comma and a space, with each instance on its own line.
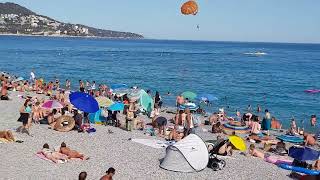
160, 134, 209, 172
139, 90, 154, 113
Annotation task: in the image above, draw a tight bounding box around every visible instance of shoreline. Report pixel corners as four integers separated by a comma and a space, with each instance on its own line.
0, 33, 144, 40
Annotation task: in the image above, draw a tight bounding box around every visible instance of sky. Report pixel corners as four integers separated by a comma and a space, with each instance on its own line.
1, 0, 320, 43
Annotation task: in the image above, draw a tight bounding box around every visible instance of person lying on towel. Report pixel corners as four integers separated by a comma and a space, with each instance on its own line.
38, 143, 68, 163
0, 130, 15, 142
59, 142, 88, 160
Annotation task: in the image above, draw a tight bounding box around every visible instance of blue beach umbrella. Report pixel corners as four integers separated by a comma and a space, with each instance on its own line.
108, 102, 125, 111
196, 93, 218, 101
289, 146, 320, 161
69, 92, 99, 113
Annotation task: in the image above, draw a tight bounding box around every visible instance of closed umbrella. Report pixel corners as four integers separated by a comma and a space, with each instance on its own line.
108, 102, 124, 111
69, 92, 99, 113
42, 100, 64, 109
182, 91, 197, 101
228, 135, 246, 151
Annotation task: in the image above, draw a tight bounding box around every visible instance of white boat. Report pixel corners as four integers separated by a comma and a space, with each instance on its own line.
244, 52, 267, 56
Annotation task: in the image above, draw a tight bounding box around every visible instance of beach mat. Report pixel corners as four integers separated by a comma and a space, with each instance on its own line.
35, 152, 65, 164
131, 139, 175, 149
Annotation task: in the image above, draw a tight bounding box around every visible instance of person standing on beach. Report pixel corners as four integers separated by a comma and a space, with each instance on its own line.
65, 79, 71, 90
30, 69, 35, 84
100, 167, 115, 180
184, 108, 194, 135
1, 77, 9, 100
79, 80, 85, 92
78, 172, 87, 180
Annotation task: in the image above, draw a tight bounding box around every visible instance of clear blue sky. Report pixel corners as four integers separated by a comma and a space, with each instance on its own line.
1, 0, 320, 43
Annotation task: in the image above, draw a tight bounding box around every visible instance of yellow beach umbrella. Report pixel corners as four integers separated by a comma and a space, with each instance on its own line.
229, 135, 246, 151
95, 96, 114, 107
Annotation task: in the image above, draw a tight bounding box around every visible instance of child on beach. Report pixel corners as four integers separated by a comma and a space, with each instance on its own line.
288, 118, 299, 135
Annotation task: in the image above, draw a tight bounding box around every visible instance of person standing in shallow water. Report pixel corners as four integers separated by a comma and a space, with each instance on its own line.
30, 69, 35, 84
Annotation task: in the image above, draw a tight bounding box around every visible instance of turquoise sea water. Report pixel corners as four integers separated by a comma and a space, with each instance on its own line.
0, 36, 319, 131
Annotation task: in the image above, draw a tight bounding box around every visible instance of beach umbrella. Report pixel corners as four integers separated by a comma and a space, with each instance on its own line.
196, 93, 218, 101
228, 135, 246, 151
139, 89, 154, 113
178, 103, 198, 111
69, 92, 99, 113
127, 89, 141, 101
289, 146, 320, 161
111, 83, 128, 90
95, 96, 114, 107
182, 91, 197, 101
42, 100, 64, 109
108, 102, 124, 111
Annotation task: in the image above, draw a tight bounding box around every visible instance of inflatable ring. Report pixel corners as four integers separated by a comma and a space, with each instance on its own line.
228, 121, 242, 127
54, 116, 75, 132
223, 127, 250, 135
223, 123, 249, 130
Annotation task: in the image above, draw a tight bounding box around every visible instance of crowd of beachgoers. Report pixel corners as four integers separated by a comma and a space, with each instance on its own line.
0, 70, 319, 179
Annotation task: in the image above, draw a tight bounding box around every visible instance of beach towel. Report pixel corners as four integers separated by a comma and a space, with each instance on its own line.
35, 152, 65, 164
0, 138, 10, 143
131, 139, 175, 149
264, 155, 293, 165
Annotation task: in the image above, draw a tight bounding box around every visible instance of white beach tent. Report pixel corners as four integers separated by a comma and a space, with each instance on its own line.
160, 134, 209, 172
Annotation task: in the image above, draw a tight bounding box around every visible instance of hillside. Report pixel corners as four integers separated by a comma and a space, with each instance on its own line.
0, 2, 143, 39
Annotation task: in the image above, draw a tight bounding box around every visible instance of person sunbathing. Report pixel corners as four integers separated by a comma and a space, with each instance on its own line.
168, 125, 185, 141
0, 130, 15, 142
248, 144, 267, 159
59, 142, 88, 160
39, 143, 68, 163
100, 167, 115, 180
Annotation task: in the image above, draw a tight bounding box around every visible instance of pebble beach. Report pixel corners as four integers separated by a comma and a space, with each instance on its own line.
0, 92, 293, 180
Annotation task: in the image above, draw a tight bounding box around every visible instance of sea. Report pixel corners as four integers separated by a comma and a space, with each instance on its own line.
0, 35, 319, 131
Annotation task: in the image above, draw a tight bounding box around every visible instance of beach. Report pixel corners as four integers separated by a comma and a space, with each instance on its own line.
0, 91, 295, 180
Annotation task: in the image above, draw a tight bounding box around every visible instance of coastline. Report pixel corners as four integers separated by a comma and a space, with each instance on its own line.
0, 33, 144, 40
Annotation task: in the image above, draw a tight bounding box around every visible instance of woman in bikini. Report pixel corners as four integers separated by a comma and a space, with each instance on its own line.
39, 143, 68, 163
32, 102, 43, 123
